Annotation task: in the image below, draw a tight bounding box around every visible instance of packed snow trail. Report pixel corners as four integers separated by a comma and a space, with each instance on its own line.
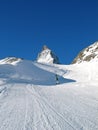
27, 84, 98, 130
26, 85, 76, 130
0, 82, 98, 130
0, 83, 75, 130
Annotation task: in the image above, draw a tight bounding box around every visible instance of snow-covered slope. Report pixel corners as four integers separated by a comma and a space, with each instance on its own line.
72, 41, 98, 64
0, 57, 22, 65
37, 45, 60, 64
0, 57, 98, 130
0, 57, 65, 85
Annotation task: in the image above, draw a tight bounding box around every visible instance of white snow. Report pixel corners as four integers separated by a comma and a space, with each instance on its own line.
0, 57, 21, 65
0, 58, 98, 130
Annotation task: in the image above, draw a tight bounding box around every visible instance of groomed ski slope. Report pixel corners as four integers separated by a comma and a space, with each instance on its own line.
0, 59, 98, 130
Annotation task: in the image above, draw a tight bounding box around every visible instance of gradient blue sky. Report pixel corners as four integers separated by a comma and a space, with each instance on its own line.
0, 0, 98, 64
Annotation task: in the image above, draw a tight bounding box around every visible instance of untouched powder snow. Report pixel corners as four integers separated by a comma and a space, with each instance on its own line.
0, 58, 98, 130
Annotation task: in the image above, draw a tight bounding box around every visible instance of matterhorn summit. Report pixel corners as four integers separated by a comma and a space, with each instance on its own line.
72, 41, 98, 64
37, 45, 60, 64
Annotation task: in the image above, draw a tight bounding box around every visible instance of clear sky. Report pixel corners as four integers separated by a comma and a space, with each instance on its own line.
0, 0, 98, 64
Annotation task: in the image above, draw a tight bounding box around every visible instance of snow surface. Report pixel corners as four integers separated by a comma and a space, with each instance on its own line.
0, 58, 98, 130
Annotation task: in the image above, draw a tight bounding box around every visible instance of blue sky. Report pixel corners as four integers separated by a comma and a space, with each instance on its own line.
0, 0, 98, 64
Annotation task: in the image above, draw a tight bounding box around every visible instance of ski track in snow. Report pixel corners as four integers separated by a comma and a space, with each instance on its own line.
0, 82, 97, 130
26, 84, 76, 130
0, 83, 73, 130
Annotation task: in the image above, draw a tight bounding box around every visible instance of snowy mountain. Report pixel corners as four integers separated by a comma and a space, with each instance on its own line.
0, 56, 98, 130
0, 57, 22, 65
72, 41, 98, 64
37, 45, 60, 64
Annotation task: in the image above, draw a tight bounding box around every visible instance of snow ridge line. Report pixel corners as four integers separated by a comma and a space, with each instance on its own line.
26, 85, 76, 130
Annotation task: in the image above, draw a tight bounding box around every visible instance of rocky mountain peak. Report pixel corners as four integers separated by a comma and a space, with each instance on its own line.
37, 45, 60, 64
42, 45, 49, 50
72, 41, 98, 64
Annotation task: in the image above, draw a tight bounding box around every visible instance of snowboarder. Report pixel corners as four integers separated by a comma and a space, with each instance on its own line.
55, 74, 59, 84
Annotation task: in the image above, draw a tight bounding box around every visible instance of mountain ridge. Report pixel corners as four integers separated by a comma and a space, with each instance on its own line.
0, 41, 98, 65
72, 41, 98, 64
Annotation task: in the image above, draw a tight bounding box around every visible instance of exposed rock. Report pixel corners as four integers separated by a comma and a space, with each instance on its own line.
72, 41, 98, 64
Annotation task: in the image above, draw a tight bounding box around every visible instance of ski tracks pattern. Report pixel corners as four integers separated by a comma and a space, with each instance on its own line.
26, 84, 76, 130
